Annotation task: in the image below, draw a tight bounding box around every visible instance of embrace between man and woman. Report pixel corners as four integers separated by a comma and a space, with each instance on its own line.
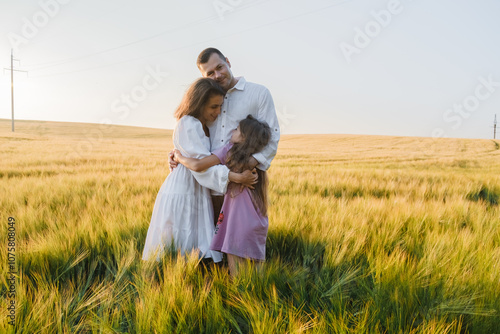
141, 48, 280, 275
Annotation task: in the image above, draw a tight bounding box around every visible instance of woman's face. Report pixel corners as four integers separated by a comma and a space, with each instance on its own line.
200, 94, 223, 125
230, 125, 244, 144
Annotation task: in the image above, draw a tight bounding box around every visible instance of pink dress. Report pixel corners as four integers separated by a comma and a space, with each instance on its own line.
210, 144, 268, 261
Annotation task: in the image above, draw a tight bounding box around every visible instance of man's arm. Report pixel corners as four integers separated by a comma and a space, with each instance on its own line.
252, 87, 280, 170
229, 169, 258, 189
247, 156, 259, 169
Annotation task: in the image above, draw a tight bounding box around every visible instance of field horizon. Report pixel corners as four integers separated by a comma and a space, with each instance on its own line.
1, 118, 499, 333
3, 117, 497, 140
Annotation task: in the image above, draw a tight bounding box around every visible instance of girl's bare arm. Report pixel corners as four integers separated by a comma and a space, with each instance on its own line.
174, 149, 258, 188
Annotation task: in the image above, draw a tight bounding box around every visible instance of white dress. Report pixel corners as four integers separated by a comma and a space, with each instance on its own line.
142, 116, 229, 262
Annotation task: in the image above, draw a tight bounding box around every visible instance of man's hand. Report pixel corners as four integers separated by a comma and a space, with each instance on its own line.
168, 149, 179, 172
239, 168, 258, 190
228, 168, 258, 189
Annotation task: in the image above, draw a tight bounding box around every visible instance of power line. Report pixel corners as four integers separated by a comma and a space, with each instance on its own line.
27, 14, 218, 71
27, 0, 272, 72
25, 1, 136, 51
29, 0, 353, 78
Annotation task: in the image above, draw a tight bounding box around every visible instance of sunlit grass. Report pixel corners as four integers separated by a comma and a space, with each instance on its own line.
1, 119, 499, 333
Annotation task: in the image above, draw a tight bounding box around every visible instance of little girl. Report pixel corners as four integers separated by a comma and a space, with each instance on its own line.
174, 115, 271, 275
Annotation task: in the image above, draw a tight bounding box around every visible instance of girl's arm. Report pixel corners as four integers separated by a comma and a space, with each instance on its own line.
174, 149, 220, 172
174, 149, 258, 188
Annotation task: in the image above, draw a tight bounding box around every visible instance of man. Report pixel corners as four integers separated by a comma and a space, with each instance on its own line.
171, 47, 280, 223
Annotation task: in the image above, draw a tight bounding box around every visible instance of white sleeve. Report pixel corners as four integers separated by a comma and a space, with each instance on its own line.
252, 87, 280, 171
174, 116, 230, 193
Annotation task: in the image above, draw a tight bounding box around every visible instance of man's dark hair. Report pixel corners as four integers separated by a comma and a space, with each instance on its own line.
197, 48, 226, 68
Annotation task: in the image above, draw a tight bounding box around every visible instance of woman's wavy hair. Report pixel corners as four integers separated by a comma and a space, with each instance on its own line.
226, 115, 271, 216
174, 78, 225, 120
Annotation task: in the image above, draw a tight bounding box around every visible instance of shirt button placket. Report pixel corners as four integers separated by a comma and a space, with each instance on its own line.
221, 94, 228, 143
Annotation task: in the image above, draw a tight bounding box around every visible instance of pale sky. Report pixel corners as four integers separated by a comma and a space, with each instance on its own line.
1, 0, 499, 138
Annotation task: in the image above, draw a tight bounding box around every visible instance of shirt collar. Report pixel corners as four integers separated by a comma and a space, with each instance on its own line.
229, 76, 246, 92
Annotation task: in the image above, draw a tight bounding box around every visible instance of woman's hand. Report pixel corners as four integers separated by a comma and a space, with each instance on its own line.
168, 150, 178, 171
173, 149, 183, 162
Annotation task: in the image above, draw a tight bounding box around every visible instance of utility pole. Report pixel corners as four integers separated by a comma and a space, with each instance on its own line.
494, 114, 497, 140
3, 49, 28, 132
11, 49, 14, 132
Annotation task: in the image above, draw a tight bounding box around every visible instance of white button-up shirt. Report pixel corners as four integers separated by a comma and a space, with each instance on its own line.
208, 77, 280, 171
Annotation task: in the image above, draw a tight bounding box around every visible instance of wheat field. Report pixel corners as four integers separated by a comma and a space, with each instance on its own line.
1, 119, 499, 333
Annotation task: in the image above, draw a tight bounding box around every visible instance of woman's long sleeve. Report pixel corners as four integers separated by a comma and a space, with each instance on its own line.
173, 116, 229, 194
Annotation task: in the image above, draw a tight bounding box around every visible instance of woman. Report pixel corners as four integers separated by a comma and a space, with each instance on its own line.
142, 78, 256, 262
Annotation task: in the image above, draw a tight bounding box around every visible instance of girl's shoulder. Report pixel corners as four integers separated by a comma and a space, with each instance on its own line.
213, 142, 233, 164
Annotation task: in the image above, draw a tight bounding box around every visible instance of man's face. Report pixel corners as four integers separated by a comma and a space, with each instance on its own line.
198, 53, 235, 91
